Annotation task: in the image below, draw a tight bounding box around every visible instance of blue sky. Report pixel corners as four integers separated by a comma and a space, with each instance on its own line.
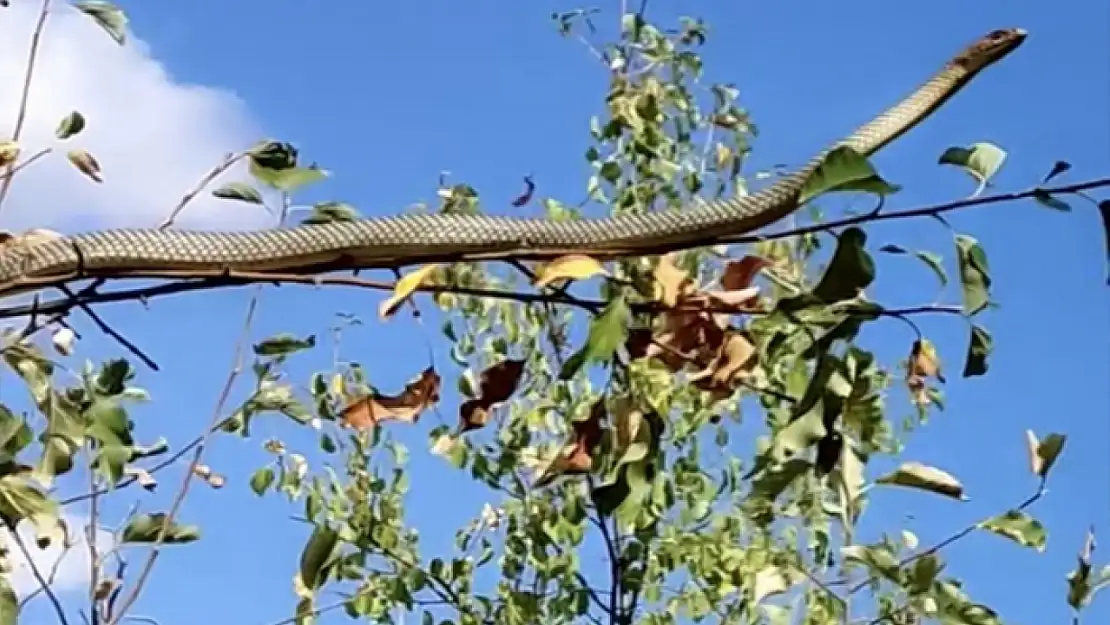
5, 0, 1108, 624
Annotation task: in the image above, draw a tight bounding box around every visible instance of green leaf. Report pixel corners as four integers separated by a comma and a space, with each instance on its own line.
74, 1, 128, 45
299, 525, 339, 591
770, 409, 827, 463
55, 111, 86, 140
250, 466, 275, 495
85, 397, 133, 447
1031, 189, 1071, 211
212, 182, 264, 205
747, 458, 811, 504
811, 228, 875, 303
0, 477, 63, 547
95, 358, 134, 395
879, 244, 947, 287
249, 140, 298, 169
841, 544, 901, 582
254, 333, 316, 357
559, 295, 631, 380
93, 444, 130, 486
955, 235, 991, 316
0, 578, 17, 625
301, 201, 361, 225
939, 142, 1007, 195
0, 405, 32, 461
978, 510, 1046, 551
962, 323, 992, 378
255, 165, 329, 193
875, 461, 966, 500
121, 512, 200, 544
798, 146, 901, 205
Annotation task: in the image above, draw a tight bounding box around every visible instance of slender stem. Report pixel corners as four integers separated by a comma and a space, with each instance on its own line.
7, 522, 70, 625
0, 0, 53, 213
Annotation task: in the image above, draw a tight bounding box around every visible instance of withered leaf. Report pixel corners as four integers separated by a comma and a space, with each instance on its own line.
341, 367, 441, 430
456, 359, 526, 434
906, 338, 944, 405
624, 328, 654, 360
690, 330, 758, 398
534, 254, 608, 287
653, 254, 694, 307
458, 399, 491, 434
477, 359, 525, 404
533, 399, 607, 487
720, 255, 770, 290
380, 265, 441, 318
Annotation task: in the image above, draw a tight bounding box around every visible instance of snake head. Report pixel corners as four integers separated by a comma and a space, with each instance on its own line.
951, 28, 1027, 73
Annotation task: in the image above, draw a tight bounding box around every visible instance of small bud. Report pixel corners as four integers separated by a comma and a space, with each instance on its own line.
52, 328, 76, 355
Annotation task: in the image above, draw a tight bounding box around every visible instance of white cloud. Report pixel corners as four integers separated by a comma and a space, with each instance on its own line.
0, 3, 271, 232
4, 511, 115, 598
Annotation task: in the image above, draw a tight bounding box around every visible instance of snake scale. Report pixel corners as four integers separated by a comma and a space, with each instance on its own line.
0, 28, 1025, 297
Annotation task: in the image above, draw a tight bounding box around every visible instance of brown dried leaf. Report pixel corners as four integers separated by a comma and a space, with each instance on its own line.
720, 255, 770, 290
690, 330, 758, 397
647, 310, 725, 372
341, 367, 441, 430
458, 399, 491, 433
533, 399, 607, 487
477, 359, 526, 404
534, 254, 608, 287
67, 149, 102, 183
379, 264, 442, 319
624, 328, 654, 360
456, 359, 526, 434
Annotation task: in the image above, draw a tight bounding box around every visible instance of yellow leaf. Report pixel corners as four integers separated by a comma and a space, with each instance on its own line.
652, 253, 692, 307
534, 254, 607, 287
0, 141, 20, 168
379, 264, 441, 318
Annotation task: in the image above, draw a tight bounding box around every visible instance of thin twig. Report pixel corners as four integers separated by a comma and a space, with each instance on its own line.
0, 0, 53, 213
7, 522, 70, 625
157, 151, 248, 230
58, 424, 216, 507
0, 147, 52, 182
106, 295, 261, 624
0, 259, 969, 323
56, 285, 159, 370
724, 177, 1110, 246
87, 446, 101, 625
836, 477, 1049, 595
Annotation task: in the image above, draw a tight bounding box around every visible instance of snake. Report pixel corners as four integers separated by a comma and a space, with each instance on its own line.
0, 28, 1025, 297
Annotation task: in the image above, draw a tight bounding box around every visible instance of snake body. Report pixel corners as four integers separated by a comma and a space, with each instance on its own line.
0, 29, 1025, 295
